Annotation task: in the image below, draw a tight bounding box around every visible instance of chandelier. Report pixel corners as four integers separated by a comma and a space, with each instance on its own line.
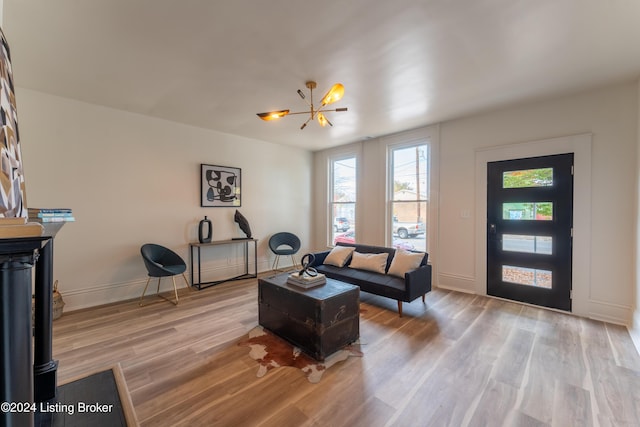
257, 81, 348, 129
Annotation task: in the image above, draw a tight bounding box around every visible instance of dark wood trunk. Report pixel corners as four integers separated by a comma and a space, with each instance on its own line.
258, 274, 359, 361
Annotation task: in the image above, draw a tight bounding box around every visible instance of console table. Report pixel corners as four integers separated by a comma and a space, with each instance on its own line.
190, 238, 257, 290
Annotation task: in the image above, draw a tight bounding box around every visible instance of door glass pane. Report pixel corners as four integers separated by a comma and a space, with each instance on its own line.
503, 202, 553, 220
503, 168, 553, 188
502, 235, 552, 255
502, 265, 552, 288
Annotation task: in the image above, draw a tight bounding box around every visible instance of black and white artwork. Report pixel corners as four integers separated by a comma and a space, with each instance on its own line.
201, 164, 241, 207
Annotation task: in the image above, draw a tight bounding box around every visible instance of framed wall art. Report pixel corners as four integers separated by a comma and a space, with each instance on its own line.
201, 164, 241, 207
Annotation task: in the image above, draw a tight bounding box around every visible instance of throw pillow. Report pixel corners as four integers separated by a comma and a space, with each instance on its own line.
387, 250, 425, 278
348, 251, 389, 274
324, 246, 356, 267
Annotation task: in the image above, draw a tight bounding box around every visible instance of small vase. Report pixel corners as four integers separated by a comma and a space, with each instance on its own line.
198, 216, 212, 243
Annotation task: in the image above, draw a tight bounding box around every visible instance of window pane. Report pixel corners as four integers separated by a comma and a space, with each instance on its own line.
332, 158, 356, 203
502, 265, 552, 288
330, 156, 356, 245
392, 202, 427, 251
332, 204, 355, 245
503, 202, 553, 220
503, 168, 553, 188
503, 235, 552, 255
392, 146, 428, 202
390, 144, 429, 252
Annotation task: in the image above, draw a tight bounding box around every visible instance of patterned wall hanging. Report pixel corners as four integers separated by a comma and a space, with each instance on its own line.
0, 27, 27, 219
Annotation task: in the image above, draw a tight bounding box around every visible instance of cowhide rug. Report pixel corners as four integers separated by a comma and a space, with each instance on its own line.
238, 326, 362, 383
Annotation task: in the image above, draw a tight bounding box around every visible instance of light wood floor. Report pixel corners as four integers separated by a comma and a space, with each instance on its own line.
52, 275, 640, 427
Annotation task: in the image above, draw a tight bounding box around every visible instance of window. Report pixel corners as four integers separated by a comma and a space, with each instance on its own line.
503, 168, 553, 188
502, 202, 553, 220
502, 235, 553, 255
502, 265, 552, 288
389, 143, 429, 252
330, 156, 356, 246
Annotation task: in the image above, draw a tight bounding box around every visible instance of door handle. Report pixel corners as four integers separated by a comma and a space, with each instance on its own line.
489, 224, 497, 235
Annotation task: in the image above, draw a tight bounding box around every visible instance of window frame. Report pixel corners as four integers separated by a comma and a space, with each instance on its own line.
386, 139, 431, 253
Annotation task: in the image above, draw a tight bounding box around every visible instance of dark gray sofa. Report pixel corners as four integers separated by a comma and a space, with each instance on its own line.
308, 242, 432, 317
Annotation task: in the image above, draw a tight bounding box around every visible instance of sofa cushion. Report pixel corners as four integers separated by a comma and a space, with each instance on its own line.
388, 250, 426, 278
323, 245, 356, 267
348, 251, 388, 274
315, 264, 406, 300
336, 242, 396, 271
357, 273, 406, 300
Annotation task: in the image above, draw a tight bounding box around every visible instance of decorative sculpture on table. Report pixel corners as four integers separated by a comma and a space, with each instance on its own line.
298, 253, 318, 277
234, 210, 252, 239
198, 216, 212, 243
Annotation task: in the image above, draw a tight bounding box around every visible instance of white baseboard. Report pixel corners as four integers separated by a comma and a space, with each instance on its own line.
60, 260, 272, 312
587, 299, 633, 326
61, 277, 152, 311
437, 272, 476, 294
630, 309, 640, 356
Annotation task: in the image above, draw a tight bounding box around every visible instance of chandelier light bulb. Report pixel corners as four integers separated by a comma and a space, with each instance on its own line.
317, 112, 328, 127
321, 83, 344, 106
257, 110, 289, 121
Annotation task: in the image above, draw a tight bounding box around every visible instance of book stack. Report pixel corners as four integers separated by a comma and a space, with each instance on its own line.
287, 272, 326, 289
28, 208, 76, 223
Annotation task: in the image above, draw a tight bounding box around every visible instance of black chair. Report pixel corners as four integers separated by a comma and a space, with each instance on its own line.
268, 232, 301, 272
139, 243, 189, 306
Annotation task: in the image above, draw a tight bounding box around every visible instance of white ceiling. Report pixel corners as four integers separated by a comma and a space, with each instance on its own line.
4, 0, 640, 151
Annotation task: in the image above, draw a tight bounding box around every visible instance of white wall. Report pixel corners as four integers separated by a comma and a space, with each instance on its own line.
18, 88, 312, 310
439, 81, 638, 325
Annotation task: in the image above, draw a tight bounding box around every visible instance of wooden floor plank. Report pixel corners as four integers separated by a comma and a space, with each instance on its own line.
493, 328, 535, 389
467, 379, 519, 427
605, 323, 640, 371
552, 382, 593, 427
519, 338, 560, 424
